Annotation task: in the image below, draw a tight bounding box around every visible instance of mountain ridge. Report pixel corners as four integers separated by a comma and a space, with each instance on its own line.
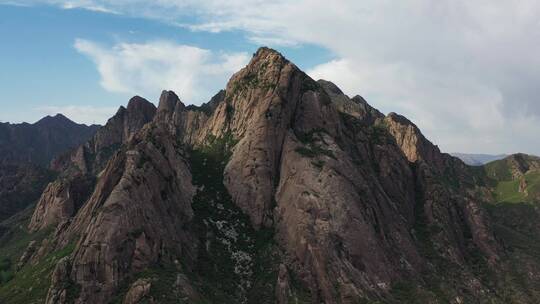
452, 153, 508, 166
0, 47, 539, 304
0, 112, 101, 225
0, 113, 100, 167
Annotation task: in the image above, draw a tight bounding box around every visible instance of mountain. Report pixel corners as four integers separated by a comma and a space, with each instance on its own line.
0, 114, 100, 167
0, 47, 539, 304
452, 153, 507, 166
483, 153, 540, 203
0, 163, 53, 224
0, 114, 100, 224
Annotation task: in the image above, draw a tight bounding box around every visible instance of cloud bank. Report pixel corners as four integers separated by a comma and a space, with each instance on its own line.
5, 0, 540, 154
74, 39, 249, 104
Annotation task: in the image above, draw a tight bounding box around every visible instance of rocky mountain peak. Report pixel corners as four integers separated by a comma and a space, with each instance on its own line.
34, 113, 83, 130
252, 46, 288, 64
500, 153, 540, 178
157, 90, 181, 113
225, 47, 292, 89
126, 95, 155, 114
384, 111, 442, 165
317, 79, 344, 95
6, 46, 536, 304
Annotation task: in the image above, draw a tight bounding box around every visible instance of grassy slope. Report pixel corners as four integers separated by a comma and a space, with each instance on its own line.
484, 156, 540, 203
480, 156, 540, 301
0, 207, 76, 304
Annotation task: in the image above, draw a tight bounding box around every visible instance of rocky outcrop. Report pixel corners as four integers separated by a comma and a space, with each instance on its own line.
15, 46, 526, 304
507, 154, 540, 178
17, 240, 37, 269
31, 97, 157, 233
219, 47, 315, 228
45, 256, 73, 304
273, 89, 423, 302
123, 278, 152, 304
51, 96, 156, 175
275, 264, 291, 304
384, 112, 444, 166
47, 125, 196, 303
384, 110, 500, 266
28, 175, 94, 232
519, 177, 528, 194
318, 79, 382, 121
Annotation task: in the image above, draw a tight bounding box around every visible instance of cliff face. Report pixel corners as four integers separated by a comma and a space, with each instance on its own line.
47, 125, 196, 303
2, 47, 538, 304
29, 97, 157, 233
50, 96, 157, 175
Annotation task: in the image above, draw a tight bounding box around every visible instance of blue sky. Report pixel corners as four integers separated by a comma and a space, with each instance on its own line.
1, 1, 539, 155
0, 3, 332, 125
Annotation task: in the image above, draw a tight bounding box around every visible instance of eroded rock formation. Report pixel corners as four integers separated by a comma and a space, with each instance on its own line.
19, 47, 531, 304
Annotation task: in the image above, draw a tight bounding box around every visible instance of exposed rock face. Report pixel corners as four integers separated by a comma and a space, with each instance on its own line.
317, 79, 382, 121
45, 256, 72, 304
31, 97, 157, 233
123, 278, 152, 304
275, 264, 291, 304
28, 175, 94, 232
519, 177, 528, 194
12, 47, 536, 304
385, 111, 500, 262
47, 125, 196, 303
220, 48, 315, 228
271, 87, 423, 302
51, 96, 157, 175
384, 112, 444, 166
17, 240, 37, 269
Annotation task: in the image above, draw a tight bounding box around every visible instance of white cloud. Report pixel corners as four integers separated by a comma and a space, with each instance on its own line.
35, 105, 118, 125
74, 39, 250, 104
6, 0, 540, 154
61, 1, 118, 14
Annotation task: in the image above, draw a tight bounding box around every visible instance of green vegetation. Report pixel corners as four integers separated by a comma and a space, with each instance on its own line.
0, 208, 75, 304
0, 243, 76, 304
492, 171, 540, 203
300, 77, 321, 94
484, 202, 540, 301
285, 268, 312, 303
0, 258, 13, 284
474, 156, 540, 301
482, 155, 540, 204
110, 263, 190, 304
294, 129, 336, 160
311, 160, 325, 169
368, 122, 391, 145
228, 70, 277, 99
0, 206, 81, 304
186, 132, 282, 303
484, 159, 513, 181
389, 281, 442, 304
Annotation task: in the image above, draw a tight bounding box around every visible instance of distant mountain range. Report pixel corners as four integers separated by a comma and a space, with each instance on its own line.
0, 114, 99, 223
451, 153, 508, 166
0, 114, 99, 166
1, 48, 540, 304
